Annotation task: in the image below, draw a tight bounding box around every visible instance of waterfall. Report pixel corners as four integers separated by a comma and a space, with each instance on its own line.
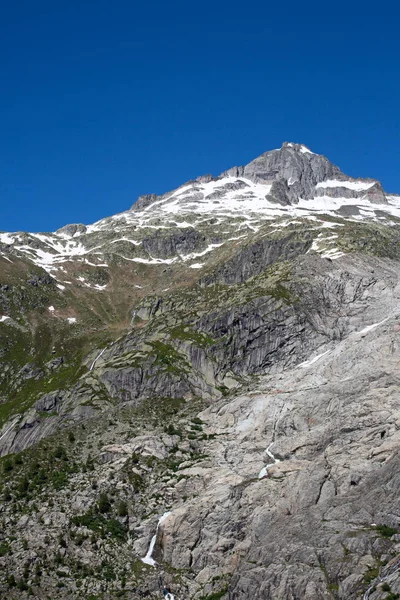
141, 511, 171, 567
89, 347, 106, 371
258, 442, 280, 479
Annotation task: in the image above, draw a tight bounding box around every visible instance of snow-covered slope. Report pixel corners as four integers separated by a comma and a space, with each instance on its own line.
1, 142, 399, 280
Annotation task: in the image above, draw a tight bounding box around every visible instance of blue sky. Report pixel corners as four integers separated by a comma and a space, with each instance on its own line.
1, 0, 399, 232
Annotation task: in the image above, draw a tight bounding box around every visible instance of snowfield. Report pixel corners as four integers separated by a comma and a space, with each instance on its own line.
1, 144, 400, 283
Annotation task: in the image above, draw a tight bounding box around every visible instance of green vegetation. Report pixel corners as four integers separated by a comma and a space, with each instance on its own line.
374, 524, 398, 538
0, 541, 11, 556
98, 492, 111, 513
199, 587, 229, 600
170, 325, 215, 348
0, 440, 80, 499
364, 565, 380, 585
149, 340, 191, 375
336, 222, 400, 259
71, 511, 127, 541
117, 500, 128, 517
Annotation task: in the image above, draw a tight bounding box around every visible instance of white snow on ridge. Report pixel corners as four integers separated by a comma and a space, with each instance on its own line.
286, 143, 315, 154
181, 243, 224, 261
0, 233, 15, 244
140, 176, 275, 216
120, 256, 178, 265
320, 248, 344, 260
1, 160, 400, 277
135, 176, 400, 227
110, 238, 141, 246
0, 315, 10, 322
300, 145, 315, 155
310, 233, 344, 260
316, 179, 375, 191
386, 195, 400, 204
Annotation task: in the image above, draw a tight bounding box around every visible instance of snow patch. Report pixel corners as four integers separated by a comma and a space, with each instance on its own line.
300, 145, 315, 155
110, 238, 141, 246
0, 315, 10, 322
67, 317, 77, 324
320, 248, 344, 260
298, 349, 331, 368
355, 317, 389, 336
181, 243, 224, 261
48, 306, 55, 312
316, 179, 375, 191
120, 256, 178, 265
0, 233, 15, 244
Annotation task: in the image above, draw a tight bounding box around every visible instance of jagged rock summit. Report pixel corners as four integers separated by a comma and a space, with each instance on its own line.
0, 142, 398, 280
1, 143, 400, 599
132, 141, 391, 216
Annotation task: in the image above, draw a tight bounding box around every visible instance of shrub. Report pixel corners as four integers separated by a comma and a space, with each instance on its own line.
375, 524, 397, 538
98, 492, 111, 514
17, 477, 29, 495
17, 579, 28, 591
0, 542, 11, 557
3, 458, 13, 473
71, 512, 127, 541
53, 445, 67, 460
117, 500, 128, 517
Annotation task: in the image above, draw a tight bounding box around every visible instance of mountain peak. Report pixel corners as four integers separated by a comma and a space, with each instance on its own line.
280, 141, 316, 155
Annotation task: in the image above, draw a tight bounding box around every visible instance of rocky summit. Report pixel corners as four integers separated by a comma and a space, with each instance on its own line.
1, 142, 400, 599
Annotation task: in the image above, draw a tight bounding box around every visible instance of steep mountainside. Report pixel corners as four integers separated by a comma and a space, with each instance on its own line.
1, 143, 400, 599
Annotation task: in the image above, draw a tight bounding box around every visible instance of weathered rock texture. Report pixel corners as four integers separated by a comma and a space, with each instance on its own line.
1, 144, 400, 599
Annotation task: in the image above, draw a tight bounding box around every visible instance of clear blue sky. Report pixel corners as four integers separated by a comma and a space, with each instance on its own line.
1, 0, 399, 232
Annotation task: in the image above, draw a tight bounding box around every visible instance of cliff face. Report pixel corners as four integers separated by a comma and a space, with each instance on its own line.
1, 144, 400, 599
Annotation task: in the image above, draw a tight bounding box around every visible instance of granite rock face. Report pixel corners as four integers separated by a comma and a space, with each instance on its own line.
2, 144, 400, 599
142, 228, 208, 259
128, 141, 389, 214
242, 142, 340, 195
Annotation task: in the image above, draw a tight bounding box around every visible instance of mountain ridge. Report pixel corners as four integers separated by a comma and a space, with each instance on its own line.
1, 142, 399, 286
1, 143, 400, 599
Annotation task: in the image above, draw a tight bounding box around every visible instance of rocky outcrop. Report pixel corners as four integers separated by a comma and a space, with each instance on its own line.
56, 223, 87, 236
2, 143, 400, 599
200, 232, 312, 285
142, 228, 208, 259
